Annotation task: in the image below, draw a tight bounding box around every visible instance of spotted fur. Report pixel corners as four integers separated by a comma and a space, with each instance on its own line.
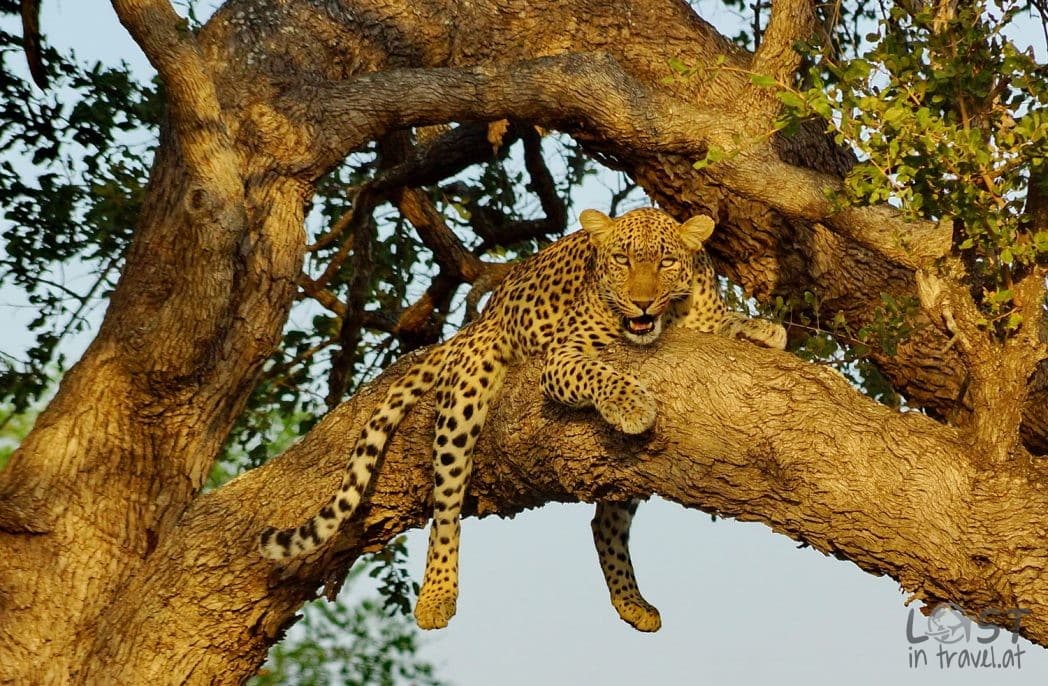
259, 207, 787, 631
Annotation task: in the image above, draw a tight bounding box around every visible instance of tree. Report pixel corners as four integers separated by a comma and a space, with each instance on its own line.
0, 0, 1045, 683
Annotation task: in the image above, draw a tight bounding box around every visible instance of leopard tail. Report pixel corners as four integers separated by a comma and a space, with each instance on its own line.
259, 346, 448, 559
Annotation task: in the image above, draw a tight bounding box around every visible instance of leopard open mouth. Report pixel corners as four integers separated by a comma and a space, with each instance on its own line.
623, 314, 657, 335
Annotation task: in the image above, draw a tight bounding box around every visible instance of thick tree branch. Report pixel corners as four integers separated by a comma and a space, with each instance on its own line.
80, 331, 1048, 682
112, 0, 241, 191
921, 259, 1046, 462
752, 0, 817, 84
196, 0, 1042, 446
10, 3, 1045, 680
256, 52, 948, 268
211, 0, 999, 443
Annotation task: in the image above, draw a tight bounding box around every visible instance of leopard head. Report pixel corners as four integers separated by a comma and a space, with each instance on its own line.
580, 207, 714, 345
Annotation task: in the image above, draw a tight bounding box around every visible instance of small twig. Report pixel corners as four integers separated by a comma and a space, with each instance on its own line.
297, 275, 346, 316
20, 0, 47, 89
308, 186, 383, 293
753, 0, 764, 51
520, 126, 567, 231
1034, 0, 1048, 51
326, 135, 410, 407
57, 256, 119, 343
307, 187, 364, 254
606, 175, 640, 216
268, 338, 338, 383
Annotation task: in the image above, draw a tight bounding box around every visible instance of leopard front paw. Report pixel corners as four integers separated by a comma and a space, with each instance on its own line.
723, 316, 787, 351
596, 388, 657, 434
745, 321, 787, 350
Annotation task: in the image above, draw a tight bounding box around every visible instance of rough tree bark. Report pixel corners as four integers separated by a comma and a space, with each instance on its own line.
0, 0, 1044, 683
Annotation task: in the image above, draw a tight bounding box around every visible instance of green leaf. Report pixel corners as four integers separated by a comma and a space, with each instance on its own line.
750, 73, 777, 88
989, 289, 1013, 304
450, 202, 471, 220
777, 91, 806, 111
667, 57, 690, 74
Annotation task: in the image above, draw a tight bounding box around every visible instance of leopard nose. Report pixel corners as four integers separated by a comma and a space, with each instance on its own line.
632, 297, 653, 311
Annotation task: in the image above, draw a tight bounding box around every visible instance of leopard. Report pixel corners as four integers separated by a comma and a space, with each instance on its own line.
259, 207, 787, 632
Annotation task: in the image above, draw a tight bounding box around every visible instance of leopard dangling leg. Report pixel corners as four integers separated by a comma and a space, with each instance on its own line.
592, 499, 661, 632
414, 337, 508, 630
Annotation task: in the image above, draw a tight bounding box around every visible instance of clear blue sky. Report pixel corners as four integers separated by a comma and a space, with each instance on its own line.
2, 2, 1046, 684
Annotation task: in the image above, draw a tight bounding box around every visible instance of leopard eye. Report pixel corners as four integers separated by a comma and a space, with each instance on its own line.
612, 254, 629, 266
660, 257, 678, 268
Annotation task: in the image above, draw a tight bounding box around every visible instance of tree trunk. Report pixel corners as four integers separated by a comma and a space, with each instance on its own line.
0, 0, 1044, 683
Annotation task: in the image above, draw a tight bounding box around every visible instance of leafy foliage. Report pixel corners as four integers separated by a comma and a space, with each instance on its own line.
684, 1, 1045, 387
775, 0, 1047, 331
0, 397, 39, 468
0, 20, 159, 414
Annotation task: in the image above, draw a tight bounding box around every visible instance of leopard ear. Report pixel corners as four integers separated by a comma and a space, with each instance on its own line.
679, 214, 715, 251
579, 209, 615, 248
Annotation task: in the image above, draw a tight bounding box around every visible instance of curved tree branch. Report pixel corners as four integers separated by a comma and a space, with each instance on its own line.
190, 0, 1042, 447
256, 52, 948, 268
79, 330, 1048, 683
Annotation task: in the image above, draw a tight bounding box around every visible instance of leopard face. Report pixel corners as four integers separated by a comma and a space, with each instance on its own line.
580, 208, 714, 345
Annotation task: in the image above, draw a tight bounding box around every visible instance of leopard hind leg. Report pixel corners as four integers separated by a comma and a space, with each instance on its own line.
414, 330, 508, 629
